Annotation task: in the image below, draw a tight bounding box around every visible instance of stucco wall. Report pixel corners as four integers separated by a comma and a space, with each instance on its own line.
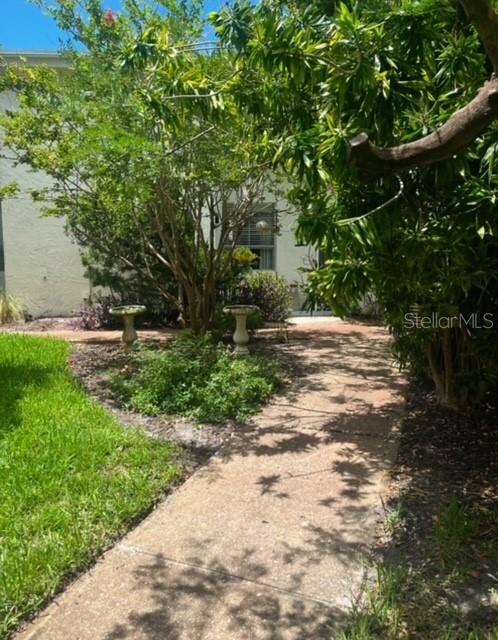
274, 209, 316, 278
0, 89, 90, 317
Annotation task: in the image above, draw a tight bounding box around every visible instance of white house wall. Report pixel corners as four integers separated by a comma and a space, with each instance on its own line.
0, 89, 90, 317
274, 209, 316, 280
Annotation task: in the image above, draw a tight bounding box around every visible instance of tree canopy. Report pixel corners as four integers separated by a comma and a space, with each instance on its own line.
213, 0, 498, 181
210, 0, 498, 407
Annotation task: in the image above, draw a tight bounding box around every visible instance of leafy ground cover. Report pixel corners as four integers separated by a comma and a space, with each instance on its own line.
339, 385, 498, 640
112, 332, 281, 423
0, 335, 180, 638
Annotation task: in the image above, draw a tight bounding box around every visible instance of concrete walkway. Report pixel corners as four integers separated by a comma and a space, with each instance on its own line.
17, 322, 406, 640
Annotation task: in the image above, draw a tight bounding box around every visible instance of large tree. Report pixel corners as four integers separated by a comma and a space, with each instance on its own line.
211, 0, 498, 181
349, 0, 498, 180
1, 0, 270, 332
211, 0, 498, 407
213, 0, 498, 181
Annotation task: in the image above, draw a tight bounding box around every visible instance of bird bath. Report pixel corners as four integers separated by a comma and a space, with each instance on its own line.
223, 305, 259, 356
109, 305, 146, 349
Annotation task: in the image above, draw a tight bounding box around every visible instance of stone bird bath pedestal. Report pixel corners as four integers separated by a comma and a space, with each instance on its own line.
109, 305, 146, 349
223, 305, 259, 356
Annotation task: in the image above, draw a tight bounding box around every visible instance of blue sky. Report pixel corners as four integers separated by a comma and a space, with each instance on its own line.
0, 0, 226, 52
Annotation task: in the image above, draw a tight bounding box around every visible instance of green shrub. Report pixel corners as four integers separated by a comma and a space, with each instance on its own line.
235, 272, 292, 322
193, 351, 277, 422
115, 332, 280, 423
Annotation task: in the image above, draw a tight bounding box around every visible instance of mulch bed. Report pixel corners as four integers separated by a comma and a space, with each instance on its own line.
68, 336, 301, 471
379, 382, 498, 631
69, 342, 232, 471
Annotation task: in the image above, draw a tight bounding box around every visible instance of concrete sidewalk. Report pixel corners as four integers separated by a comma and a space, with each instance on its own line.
17, 322, 405, 640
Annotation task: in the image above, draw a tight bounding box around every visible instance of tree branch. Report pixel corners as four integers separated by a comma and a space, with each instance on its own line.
459, 0, 498, 73
337, 176, 404, 225
349, 78, 498, 181
349, 0, 498, 180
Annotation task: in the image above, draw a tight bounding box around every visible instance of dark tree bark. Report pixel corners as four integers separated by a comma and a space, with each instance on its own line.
459, 0, 498, 73
349, 0, 498, 181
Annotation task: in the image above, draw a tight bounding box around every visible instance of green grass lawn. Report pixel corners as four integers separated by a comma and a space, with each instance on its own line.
0, 335, 181, 638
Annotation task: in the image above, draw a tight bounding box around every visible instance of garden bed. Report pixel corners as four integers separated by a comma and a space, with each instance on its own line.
342, 383, 498, 639
1, 316, 76, 332
69, 341, 231, 457
68, 333, 288, 457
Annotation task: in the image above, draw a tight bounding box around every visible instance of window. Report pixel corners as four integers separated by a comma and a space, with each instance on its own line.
238, 210, 276, 270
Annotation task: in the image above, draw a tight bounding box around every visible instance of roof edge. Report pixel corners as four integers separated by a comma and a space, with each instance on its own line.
0, 52, 70, 68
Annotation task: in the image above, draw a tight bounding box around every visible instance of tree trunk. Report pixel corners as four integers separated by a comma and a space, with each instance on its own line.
426, 329, 470, 409
349, 80, 498, 181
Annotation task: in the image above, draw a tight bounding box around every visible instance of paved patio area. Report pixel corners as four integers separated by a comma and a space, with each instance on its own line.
0, 315, 341, 343
16, 320, 406, 640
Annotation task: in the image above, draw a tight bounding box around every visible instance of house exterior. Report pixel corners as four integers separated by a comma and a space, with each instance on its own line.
0, 52, 319, 317
0, 52, 91, 317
